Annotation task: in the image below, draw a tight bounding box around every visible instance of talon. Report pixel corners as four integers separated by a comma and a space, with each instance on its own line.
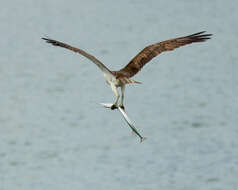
119, 105, 125, 110
111, 104, 118, 110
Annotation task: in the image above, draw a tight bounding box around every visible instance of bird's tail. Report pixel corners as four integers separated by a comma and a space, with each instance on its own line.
119, 77, 142, 84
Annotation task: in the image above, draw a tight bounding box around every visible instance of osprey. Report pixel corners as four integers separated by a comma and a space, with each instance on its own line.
42, 31, 212, 110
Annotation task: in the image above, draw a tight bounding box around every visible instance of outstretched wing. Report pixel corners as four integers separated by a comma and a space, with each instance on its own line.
118, 31, 212, 78
42, 38, 113, 76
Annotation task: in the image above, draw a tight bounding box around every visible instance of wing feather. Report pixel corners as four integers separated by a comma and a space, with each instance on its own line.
42, 38, 113, 75
118, 31, 212, 78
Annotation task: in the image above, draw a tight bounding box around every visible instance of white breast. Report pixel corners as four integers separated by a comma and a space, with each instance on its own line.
103, 73, 120, 86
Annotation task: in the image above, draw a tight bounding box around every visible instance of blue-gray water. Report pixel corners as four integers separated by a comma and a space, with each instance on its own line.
1, 0, 237, 189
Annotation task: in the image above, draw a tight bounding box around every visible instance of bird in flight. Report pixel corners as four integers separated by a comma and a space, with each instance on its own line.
42, 31, 212, 110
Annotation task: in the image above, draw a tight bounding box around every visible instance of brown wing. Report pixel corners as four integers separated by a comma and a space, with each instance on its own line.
42, 38, 113, 76
118, 31, 212, 78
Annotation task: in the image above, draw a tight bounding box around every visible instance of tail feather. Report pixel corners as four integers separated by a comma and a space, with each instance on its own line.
119, 77, 142, 84
131, 79, 142, 84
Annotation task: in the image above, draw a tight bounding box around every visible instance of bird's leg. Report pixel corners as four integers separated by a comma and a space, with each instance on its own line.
110, 83, 120, 110
119, 85, 125, 110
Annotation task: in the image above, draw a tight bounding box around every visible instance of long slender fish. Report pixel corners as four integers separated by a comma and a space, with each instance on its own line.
100, 103, 146, 142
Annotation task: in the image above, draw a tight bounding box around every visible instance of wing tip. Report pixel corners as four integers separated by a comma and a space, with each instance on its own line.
41, 37, 52, 43
185, 31, 213, 43
41, 37, 61, 47
42, 37, 48, 41
187, 31, 213, 38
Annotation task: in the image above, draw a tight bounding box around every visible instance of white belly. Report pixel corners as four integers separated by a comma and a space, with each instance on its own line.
103, 73, 120, 86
